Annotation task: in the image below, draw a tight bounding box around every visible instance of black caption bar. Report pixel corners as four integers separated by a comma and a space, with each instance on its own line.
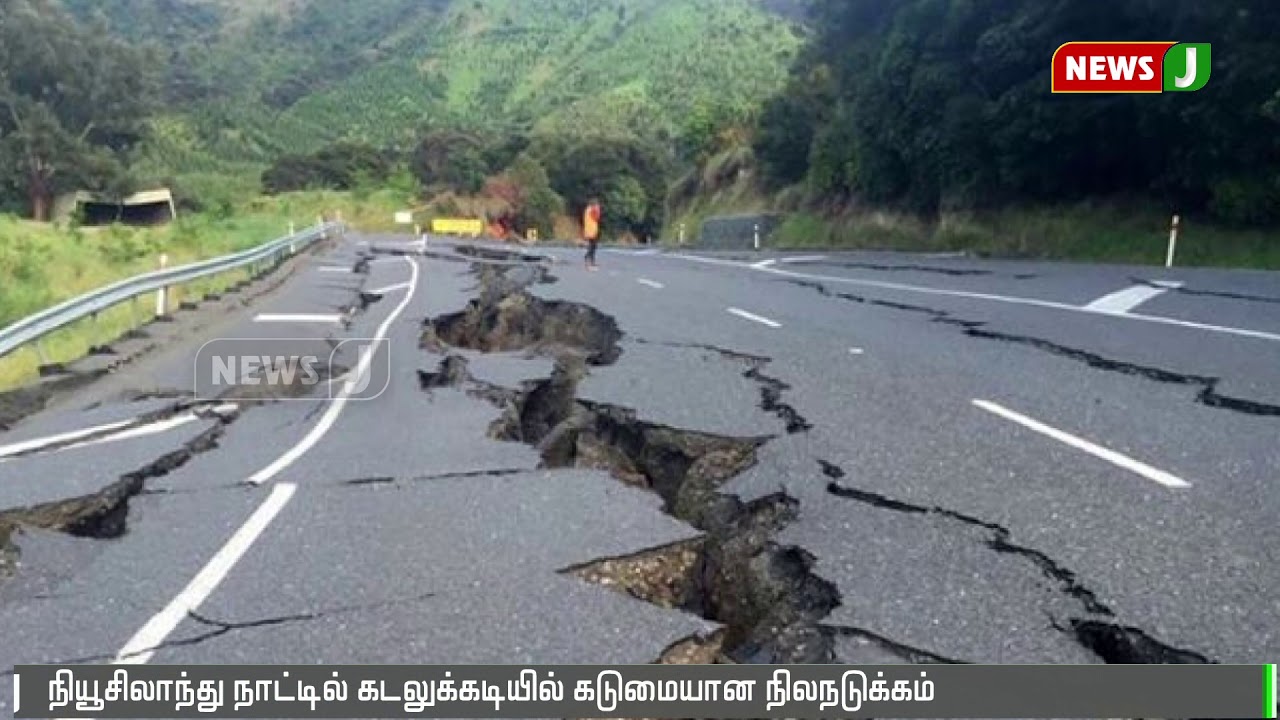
12, 663, 1274, 719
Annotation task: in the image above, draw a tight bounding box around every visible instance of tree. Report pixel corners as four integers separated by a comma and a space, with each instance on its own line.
261, 142, 392, 194
534, 134, 671, 237
507, 154, 563, 239
0, 0, 159, 219
770, 0, 1280, 222
410, 130, 489, 194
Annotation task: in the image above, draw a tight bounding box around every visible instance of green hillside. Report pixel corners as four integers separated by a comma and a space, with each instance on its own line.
62, 0, 802, 188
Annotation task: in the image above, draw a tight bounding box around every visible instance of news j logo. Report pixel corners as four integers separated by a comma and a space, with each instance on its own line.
1052, 42, 1211, 94
193, 337, 391, 402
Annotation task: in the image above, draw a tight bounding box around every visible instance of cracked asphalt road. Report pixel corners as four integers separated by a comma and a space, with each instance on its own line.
0, 232, 1277, 706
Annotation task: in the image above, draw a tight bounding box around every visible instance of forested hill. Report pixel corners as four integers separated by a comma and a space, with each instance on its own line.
752, 0, 1280, 226
59, 0, 803, 179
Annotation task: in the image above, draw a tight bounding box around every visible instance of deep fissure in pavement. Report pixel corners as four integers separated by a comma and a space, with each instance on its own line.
423, 291, 622, 366
824, 463, 1212, 664
785, 278, 1280, 416
0, 411, 237, 578
421, 263, 841, 663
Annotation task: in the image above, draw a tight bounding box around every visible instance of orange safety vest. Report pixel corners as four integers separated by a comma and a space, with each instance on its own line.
583, 204, 601, 240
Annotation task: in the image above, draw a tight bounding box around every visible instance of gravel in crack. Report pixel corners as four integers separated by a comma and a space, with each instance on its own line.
563, 539, 704, 611
424, 260, 839, 663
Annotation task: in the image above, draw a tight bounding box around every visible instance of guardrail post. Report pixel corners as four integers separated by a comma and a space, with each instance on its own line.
89, 311, 102, 352
155, 254, 170, 320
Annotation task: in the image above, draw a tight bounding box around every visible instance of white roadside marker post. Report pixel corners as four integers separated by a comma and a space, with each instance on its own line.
1166, 214, 1181, 268
155, 254, 169, 319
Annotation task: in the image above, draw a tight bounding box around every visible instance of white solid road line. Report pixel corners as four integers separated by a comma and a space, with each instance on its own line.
0, 405, 240, 460
650, 253, 1280, 342
367, 281, 412, 295
669, 253, 749, 268
752, 259, 778, 269
253, 313, 344, 324
0, 418, 135, 459
750, 264, 1280, 343
1085, 283, 1183, 314
113, 483, 298, 664
849, 347, 865, 355
972, 399, 1192, 489
637, 278, 665, 289
248, 256, 420, 486
114, 257, 420, 666
728, 307, 782, 328
317, 266, 350, 273
779, 255, 829, 264
63, 413, 202, 451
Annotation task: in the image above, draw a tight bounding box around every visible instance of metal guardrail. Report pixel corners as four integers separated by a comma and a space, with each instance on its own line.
0, 221, 344, 360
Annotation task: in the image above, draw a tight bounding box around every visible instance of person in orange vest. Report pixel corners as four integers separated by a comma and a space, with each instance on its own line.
582, 198, 602, 271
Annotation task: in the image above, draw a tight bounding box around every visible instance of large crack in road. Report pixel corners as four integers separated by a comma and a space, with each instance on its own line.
416, 251, 1228, 667
418, 256, 840, 664
823, 460, 1210, 663
0, 409, 236, 581
0, 242, 384, 589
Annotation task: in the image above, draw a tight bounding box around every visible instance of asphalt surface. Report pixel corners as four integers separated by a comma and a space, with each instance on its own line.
0, 232, 1277, 708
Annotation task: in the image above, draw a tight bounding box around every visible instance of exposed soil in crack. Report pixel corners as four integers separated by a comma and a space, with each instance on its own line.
785, 278, 1280, 416
656, 629, 728, 664
418, 354, 472, 390
562, 538, 704, 611
423, 285, 621, 366
423, 261, 839, 663
0, 406, 237, 584
0, 373, 106, 431
824, 461, 1212, 664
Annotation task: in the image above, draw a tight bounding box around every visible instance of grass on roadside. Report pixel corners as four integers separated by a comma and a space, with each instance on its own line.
772, 205, 1280, 269
0, 188, 412, 392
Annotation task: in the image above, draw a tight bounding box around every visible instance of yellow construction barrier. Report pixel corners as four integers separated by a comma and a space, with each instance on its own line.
430, 218, 484, 237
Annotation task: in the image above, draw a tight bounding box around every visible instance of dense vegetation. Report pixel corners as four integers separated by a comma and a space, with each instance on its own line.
755, 0, 1280, 227
53, 0, 799, 203
0, 0, 160, 220
3, 0, 1278, 264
